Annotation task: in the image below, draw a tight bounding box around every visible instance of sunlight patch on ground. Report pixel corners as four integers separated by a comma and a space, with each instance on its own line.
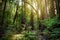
11, 34, 24, 40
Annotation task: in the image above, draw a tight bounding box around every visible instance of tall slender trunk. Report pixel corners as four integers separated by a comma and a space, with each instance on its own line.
45, 0, 48, 18
24, 0, 26, 30
30, 10, 34, 30
21, 0, 27, 30
0, 0, 3, 24
30, 0, 34, 30
1, 0, 7, 26
49, 0, 55, 18
13, 0, 19, 34
0, 0, 7, 39
55, 0, 60, 20
13, 1, 19, 24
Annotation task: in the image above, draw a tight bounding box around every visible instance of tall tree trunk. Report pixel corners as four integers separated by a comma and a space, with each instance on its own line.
49, 0, 55, 18
21, 0, 26, 30
30, 0, 34, 30
30, 10, 34, 30
55, 0, 60, 20
0, 0, 3, 25
0, 0, 7, 39
1, 0, 7, 26
45, 0, 49, 18
13, 1, 19, 24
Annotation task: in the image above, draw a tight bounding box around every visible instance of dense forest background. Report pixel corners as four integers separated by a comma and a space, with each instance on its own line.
0, 0, 60, 40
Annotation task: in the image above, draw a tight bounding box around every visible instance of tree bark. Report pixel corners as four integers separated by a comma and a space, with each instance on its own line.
13, 1, 19, 24
30, 10, 34, 30
55, 0, 60, 20
49, 0, 56, 18
0, 0, 7, 39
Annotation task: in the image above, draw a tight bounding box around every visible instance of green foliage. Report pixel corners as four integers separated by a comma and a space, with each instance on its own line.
41, 17, 58, 29
19, 31, 37, 40
41, 17, 60, 40
50, 28, 60, 39
3, 25, 16, 39
43, 29, 50, 35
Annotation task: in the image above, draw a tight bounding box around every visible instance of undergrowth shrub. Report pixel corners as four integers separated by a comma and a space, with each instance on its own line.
41, 17, 60, 40
20, 31, 37, 40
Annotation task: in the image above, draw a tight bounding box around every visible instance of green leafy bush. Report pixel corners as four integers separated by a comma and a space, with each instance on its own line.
19, 31, 37, 40
41, 17, 60, 40
41, 17, 58, 29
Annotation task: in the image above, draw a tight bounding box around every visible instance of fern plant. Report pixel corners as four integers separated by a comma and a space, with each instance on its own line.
41, 17, 60, 40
